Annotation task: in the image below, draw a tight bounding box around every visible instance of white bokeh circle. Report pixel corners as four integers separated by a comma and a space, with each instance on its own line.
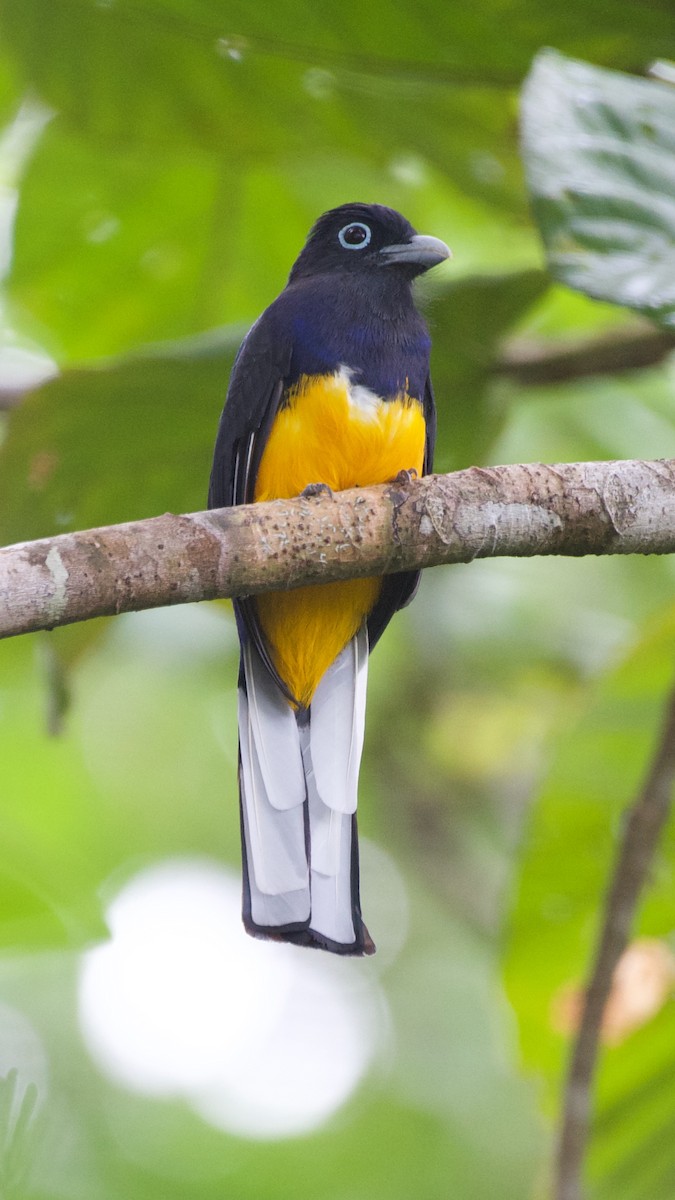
78, 859, 385, 1139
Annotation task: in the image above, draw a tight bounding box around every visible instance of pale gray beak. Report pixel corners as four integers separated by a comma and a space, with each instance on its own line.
379, 233, 451, 270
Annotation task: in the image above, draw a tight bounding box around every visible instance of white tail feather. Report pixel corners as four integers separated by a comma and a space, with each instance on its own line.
299, 733, 342, 876
302, 734, 356, 943
238, 629, 369, 948
238, 685, 310, 918
240, 791, 310, 928
243, 641, 305, 811
310, 859, 355, 945
298, 630, 367, 947
310, 625, 368, 814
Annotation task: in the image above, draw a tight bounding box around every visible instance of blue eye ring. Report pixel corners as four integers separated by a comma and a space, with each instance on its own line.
338, 222, 372, 250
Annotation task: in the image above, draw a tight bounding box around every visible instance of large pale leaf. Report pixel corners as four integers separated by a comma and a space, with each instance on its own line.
522, 51, 675, 325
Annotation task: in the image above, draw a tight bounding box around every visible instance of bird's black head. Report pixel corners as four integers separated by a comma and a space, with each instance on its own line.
288, 203, 450, 285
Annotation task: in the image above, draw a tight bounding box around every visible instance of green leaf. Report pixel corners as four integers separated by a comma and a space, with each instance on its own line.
4, 0, 675, 139
0, 330, 239, 545
0, 635, 111, 950
504, 604, 675, 1196
0, 867, 103, 951
4, 3, 675, 359
429, 268, 549, 470
10, 126, 237, 361
0, 0, 563, 359
522, 51, 675, 325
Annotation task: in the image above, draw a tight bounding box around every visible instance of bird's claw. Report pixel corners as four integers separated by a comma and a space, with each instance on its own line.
300, 482, 334, 499
393, 468, 419, 485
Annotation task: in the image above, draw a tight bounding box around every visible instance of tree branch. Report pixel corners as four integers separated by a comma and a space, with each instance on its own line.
496, 323, 675, 387
2, 458, 675, 640
555, 682, 675, 1200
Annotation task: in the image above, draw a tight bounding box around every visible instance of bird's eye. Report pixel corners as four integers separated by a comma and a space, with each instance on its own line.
338, 222, 372, 250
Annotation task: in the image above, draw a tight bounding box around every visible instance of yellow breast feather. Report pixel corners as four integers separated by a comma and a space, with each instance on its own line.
253, 370, 426, 706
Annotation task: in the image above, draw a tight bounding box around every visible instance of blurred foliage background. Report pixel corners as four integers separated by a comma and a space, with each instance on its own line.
1, 3, 675, 1198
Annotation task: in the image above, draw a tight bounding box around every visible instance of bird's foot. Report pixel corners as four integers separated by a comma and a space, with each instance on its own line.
300, 482, 334, 499
392, 468, 419, 485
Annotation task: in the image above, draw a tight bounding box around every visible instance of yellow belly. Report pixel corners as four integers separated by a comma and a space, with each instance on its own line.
254, 371, 426, 707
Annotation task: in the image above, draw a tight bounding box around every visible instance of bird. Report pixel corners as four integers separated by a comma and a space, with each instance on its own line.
209, 203, 450, 955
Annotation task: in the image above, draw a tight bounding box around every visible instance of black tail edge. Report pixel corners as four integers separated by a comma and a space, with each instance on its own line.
240, 806, 376, 956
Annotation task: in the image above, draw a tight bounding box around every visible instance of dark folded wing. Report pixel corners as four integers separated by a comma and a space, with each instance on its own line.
208, 311, 293, 508
208, 310, 295, 697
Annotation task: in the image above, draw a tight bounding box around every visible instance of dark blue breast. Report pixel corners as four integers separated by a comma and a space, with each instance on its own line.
276, 280, 431, 402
